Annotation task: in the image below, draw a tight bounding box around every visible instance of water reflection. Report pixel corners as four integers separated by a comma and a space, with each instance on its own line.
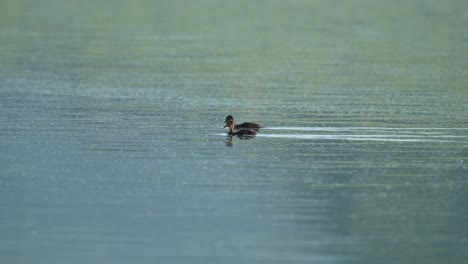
224, 134, 256, 147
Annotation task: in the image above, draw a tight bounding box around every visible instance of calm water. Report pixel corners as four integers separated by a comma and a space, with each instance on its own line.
1, 0, 468, 263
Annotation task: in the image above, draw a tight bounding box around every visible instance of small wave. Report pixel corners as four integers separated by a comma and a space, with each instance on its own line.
220, 127, 468, 143
257, 134, 465, 143
264, 127, 468, 131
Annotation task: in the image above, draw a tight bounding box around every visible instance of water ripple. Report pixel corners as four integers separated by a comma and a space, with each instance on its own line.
248, 127, 468, 143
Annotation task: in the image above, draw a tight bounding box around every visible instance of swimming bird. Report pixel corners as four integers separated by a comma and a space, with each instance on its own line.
223, 115, 261, 131
224, 118, 257, 138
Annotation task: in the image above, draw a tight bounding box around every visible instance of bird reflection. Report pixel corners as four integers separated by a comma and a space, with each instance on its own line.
225, 134, 256, 147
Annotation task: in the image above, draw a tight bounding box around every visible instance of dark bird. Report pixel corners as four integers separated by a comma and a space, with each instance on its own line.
223, 115, 261, 131
224, 118, 257, 138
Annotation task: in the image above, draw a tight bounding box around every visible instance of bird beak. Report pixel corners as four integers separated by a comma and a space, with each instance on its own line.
223, 121, 228, 128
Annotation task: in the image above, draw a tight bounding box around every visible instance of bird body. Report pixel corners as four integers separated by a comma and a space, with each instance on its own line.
223, 115, 261, 131
223, 115, 260, 138
233, 122, 261, 131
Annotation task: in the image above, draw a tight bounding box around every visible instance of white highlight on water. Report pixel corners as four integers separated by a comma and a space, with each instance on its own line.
220, 127, 468, 143
264, 127, 468, 131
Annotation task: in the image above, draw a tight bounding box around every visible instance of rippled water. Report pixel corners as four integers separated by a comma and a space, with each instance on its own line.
1, 0, 468, 263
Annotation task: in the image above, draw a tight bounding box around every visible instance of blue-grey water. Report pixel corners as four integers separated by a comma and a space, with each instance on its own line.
1, 0, 468, 263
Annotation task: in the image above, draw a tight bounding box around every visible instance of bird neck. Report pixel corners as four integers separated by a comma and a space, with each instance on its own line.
228, 122, 236, 133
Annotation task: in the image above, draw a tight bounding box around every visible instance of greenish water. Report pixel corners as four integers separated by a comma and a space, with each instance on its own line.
1, 0, 467, 263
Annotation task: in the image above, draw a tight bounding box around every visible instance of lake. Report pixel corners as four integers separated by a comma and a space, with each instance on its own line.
1, 0, 467, 263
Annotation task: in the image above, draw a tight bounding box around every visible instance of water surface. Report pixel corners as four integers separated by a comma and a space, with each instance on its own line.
1, 0, 468, 263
